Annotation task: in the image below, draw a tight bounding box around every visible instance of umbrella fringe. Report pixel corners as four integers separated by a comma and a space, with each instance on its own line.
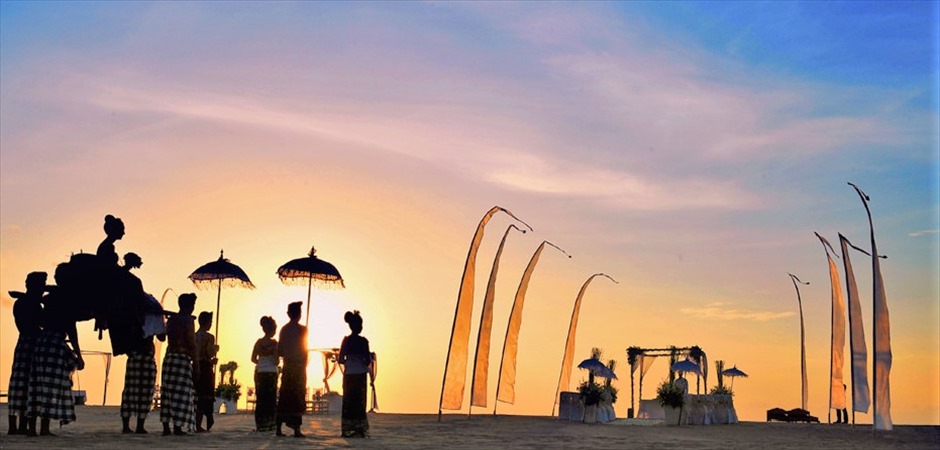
278, 275, 345, 289
190, 277, 256, 290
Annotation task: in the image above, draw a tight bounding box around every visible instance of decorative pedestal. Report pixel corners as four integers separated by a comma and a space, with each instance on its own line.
215, 397, 238, 414
664, 406, 683, 426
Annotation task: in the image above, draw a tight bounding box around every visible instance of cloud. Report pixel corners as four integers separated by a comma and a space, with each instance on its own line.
680, 301, 795, 322
908, 229, 940, 237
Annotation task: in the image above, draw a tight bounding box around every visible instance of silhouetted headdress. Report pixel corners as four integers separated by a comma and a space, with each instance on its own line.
344, 310, 362, 327
104, 214, 124, 236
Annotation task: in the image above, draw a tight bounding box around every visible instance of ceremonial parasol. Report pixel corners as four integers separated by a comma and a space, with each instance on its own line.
277, 246, 344, 328
189, 249, 255, 340
578, 358, 618, 380
722, 365, 749, 389
671, 359, 702, 376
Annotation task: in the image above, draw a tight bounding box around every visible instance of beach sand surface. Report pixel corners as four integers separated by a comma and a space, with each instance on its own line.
0, 405, 937, 449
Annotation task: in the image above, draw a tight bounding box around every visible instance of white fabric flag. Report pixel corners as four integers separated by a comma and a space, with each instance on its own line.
553, 274, 616, 407
816, 233, 846, 410
850, 183, 892, 430
839, 234, 870, 413
871, 235, 893, 430
470, 224, 522, 408
496, 241, 568, 404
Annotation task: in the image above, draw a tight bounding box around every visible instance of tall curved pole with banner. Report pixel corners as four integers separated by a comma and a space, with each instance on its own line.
494, 240, 571, 415
788, 273, 810, 411
814, 232, 846, 424
469, 224, 525, 417
849, 182, 892, 432
438, 207, 532, 421
838, 233, 873, 425
552, 273, 618, 416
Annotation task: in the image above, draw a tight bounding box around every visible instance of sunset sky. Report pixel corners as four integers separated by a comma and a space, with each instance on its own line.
1, 2, 937, 425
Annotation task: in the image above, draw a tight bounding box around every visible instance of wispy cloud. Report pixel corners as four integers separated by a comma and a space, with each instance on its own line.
908, 229, 940, 238
680, 301, 795, 322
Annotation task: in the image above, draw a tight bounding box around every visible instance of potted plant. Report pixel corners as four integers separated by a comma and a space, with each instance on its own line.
656, 379, 685, 426
215, 361, 242, 414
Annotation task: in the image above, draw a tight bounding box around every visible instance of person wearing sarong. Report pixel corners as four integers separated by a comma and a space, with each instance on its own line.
251, 316, 279, 432
119, 253, 162, 434
8, 272, 45, 435
276, 302, 308, 437
339, 310, 372, 438
160, 293, 197, 436
194, 311, 218, 432
28, 264, 85, 437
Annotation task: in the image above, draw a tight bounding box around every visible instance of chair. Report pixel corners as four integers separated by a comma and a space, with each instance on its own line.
306, 389, 330, 414
245, 387, 256, 412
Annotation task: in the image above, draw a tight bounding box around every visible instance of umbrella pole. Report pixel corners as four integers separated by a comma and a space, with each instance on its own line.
215, 279, 222, 340
305, 275, 313, 329
216, 279, 222, 385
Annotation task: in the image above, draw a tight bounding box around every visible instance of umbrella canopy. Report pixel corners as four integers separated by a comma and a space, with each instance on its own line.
578, 358, 618, 379
189, 249, 255, 341
671, 359, 702, 376
722, 365, 748, 389
277, 246, 345, 328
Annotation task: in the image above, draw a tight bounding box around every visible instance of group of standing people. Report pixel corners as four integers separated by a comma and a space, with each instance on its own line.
7, 270, 85, 437
7, 214, 376, 439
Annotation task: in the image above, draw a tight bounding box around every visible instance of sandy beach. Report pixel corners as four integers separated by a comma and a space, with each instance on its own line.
0, 405, 936, 450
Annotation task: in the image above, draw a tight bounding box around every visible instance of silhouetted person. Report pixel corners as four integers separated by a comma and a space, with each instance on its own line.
252, 316, 279, 432
338, 310, 372, 438
276, 302, 307, 437
835, 383, 849, 424
96, 214, 125, 267
160, 293, 197, 436
7, 272, 45, 435
119, 253, 163, 434
28, 264, 85, 437
194, 311, 219, 432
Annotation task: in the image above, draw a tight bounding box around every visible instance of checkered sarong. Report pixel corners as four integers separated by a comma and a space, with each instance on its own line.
27, 331, 76, 424
159, 353, 195, 431
121, 351, 156, 419
8, 335, 37, 415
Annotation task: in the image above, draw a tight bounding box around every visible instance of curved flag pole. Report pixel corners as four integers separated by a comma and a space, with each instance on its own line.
552, 273, 618, 416
848, 182, 893, 432
788, 273, 810, 411
438, 207, 532, 421
494, 240, 571, 415
469, 224, 526, 417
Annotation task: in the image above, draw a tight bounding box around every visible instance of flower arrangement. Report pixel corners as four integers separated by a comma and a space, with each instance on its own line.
216, 361, 241, 401
709, 385, 733, 396
578, 380, 603, 406
656, 379, 685, 409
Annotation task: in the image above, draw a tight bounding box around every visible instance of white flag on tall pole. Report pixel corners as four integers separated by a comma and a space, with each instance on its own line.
469, 224, 523, 408
839, 234, 870, 413
815, 233, 846, 412
495, 241, 569, 406
552, 273, 617, 414
849, 182, 892, 431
